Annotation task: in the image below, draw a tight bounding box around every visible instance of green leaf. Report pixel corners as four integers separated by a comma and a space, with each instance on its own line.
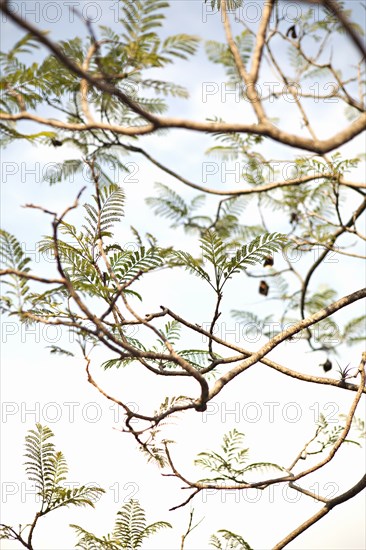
46, 345, 74, 357
73, 499, 171, 549
110, 246, 163, 282
205, 0, 244, 11
71, 524, 121, 549
113, 499, 171, 547
23, 424, 104, 513
48, 485, 104, 512
210, 529, 252, 550
146, 183, 189, 224
0, 229, 31, 307
223, 233, 286, 285
201, 230, 227, 273
169, 249, 211, 283
160, 34, 200, 62
83, 184, 125, 242
206, 30, 253, 82
195, 429, 285, 484
342, 315, 366, 345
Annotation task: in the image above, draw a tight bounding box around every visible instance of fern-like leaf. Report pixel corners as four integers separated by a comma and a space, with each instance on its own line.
169, 249, 211, 283
0, 229, 31, 307
342, 315, 366, 345
71, 524, 120, 549
113, 499, 171, 548
24, 423, 59, 499
223, 233, 286, 285
83, 184, 125, 242
110, 246, 163, 282
201, 230, 228, 280
146, 183, 189, 223
210, 529, 252, 550
195, 429, 284, 483
24, 424, 104, 513
205, 0, 244, 11
49, 485, 104, 512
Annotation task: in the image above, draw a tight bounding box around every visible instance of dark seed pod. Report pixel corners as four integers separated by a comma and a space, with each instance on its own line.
320, 359, 332, 372
259, 280, 269, 296
286, 25, 297, 39
51, 139, 63, 147
290, 212, 299, 224
263, 256, 274, 268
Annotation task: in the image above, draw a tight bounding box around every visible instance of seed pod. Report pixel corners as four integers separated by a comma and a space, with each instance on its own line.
320, 359, 332, 372
51, 139, 63, 147
259, 280, 269, 296
290, 212, 299, 225
286, 25, 297, 39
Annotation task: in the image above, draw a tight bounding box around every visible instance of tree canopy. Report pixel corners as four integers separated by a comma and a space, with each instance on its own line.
1, 0, 365, 548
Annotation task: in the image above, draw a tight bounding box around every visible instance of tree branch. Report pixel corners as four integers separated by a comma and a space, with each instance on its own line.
210, 288, 366, 398
1, 1, 365, 154
302, 0, 366, 58
273, 473, 366, 549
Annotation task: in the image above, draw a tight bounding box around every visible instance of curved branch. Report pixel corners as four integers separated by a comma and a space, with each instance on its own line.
0, 524, 30, 549
0, 111, 155, 136
250, 0, 275, 83
291, 353, 365, 482
124, 143, 366, 194
1, 108, 365, 155
87, 359, 197, 427
80, 43, 98, 125
163, 355, 365, 514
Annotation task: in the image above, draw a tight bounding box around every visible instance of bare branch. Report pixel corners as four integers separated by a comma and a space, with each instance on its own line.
0, 269, 66, 285
250, 0, 275, 83
209, 288, 366, 399
221, 0, 266, 121
273, 473, 366, 549
128, 144, 366, 194
292, 353, 365, 482
164, 306, 365, 394
1, 107, 364, 155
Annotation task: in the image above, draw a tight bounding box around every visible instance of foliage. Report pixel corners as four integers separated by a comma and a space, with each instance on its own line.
172, 230, 285, 292
0, 425, 259, 549
209, 529, 252, 550
0, 424, 103, 548
72, 499, 172, 549
195, 429, 285, 483
23, 424, 103, 512
0, 229, 31, 310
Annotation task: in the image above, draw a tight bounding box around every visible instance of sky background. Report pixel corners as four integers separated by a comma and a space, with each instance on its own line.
1, 1, 366, 549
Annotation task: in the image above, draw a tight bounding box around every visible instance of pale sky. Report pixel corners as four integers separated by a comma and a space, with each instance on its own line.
1, 1, 366, 549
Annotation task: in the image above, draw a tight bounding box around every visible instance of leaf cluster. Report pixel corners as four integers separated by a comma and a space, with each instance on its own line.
195, 429, 284, 483
72, 499, 171, 549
